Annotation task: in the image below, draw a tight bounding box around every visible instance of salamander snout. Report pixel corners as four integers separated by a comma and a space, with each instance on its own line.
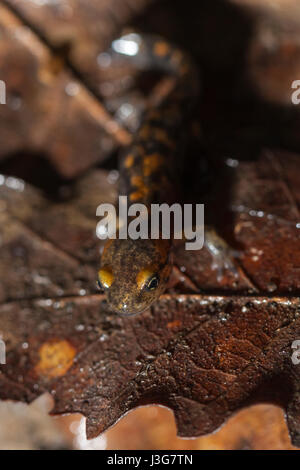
98, 238, 172, 315
106, 285, 157, 316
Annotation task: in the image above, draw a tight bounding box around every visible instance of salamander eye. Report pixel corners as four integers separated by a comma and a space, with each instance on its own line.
145, 274, 160, 291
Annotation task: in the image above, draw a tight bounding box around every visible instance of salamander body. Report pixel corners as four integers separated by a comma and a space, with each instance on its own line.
98, 33, 199, 315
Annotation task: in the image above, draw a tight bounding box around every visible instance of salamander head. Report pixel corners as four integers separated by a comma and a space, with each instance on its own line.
98, 238, 172, 315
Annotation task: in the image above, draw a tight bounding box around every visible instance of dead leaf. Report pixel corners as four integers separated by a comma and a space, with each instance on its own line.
0, 149, 299, 444
0, 0, 300, 449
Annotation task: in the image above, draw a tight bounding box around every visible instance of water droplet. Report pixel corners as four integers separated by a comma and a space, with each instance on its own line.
112, 33, 141, 57
8, 93, 22, 110
75, 324, 85, 332
37, 299, 53, 307
99, 82, 115, 96
267, 283, 277, 292
116, 102, 134, 122
226, 158, 239, 168
5, 176, 25, 192
97, 52, 112, 68
99, 333, 108, 342
65, 82, 80, 96
32, 272, 50, 285
107, 169, 119, 184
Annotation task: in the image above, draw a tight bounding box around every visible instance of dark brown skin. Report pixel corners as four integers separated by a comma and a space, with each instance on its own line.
99, 238, 172, 315
98, 33, 199, 315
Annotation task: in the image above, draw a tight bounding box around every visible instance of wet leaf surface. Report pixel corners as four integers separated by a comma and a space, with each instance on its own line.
1, 293, 300, 441
0, 0, 299, 448
0, 2, 134, 178
0, 149, 299, 443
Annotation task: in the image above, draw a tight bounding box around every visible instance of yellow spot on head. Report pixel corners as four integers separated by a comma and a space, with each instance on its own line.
136, 267, 157, 290
35, 340, 76, 378
154, 41, 170, 57
98, 267, 114, 288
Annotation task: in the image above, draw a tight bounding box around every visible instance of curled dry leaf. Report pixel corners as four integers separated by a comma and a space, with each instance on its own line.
5, 0, 155, 91
0, 394, 71, 450
0, 1, 145, 178
103, 404, 299, 450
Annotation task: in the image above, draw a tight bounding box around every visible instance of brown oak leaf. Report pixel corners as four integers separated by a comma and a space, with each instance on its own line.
0, 149, 299, 444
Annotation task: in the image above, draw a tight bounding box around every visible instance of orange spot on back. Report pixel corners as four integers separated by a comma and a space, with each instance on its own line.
143, 153, 164, 176
154, 41, 170, 57
131, 175, 144, 188
35, 340, 76, 378
124, 154, 135, 168
130, 191, 141, 202
130, 173, 150, 201
154, 129, 175, 149
130, 189, 149, 202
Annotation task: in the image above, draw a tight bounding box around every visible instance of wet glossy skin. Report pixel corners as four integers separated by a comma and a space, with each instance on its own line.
99, 238, 172, 315
98, 33, 199, 315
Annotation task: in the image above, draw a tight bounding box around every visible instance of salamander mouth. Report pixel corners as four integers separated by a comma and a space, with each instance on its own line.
114, 308, 146, 317
107, 299, 150, 316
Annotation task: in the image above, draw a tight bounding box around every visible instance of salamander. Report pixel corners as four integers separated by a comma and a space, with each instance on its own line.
98, 33, 236, 315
